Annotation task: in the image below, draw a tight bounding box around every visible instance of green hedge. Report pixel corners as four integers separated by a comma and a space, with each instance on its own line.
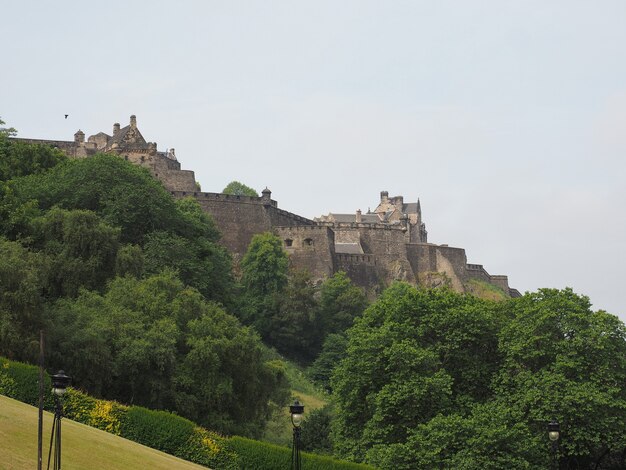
228, 436, 375, 470
0, 357, 52, 407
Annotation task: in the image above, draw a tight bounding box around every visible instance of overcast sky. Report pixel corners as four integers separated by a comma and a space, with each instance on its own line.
3, 1, 625, 322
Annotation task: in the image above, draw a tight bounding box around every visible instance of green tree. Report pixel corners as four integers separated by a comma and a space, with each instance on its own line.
0, 116, 17, 137
331, 283, 505, 463
267, 269, 319, 363
317, 271, 368, 341
30, 207, 120, 297
301, 405, 334, 454
222, 180, 258, 197
239, 232, 288, 333
4, 154, 182, 244
495, 288, 626, 469
0, 238, 47, 362
0, 134, 66, 181
307, 333, 348, 393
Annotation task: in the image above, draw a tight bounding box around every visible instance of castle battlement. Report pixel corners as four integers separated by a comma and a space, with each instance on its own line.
170, 190, 278, 207
317, 221, 407, 231
275, 225, 331, 233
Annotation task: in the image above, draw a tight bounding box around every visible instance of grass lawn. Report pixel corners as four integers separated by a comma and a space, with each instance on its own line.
0, 395, 209, 470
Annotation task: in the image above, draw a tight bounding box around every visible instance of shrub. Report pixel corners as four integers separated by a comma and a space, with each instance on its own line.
228, 436, 375, 470
0, 357, 51, 406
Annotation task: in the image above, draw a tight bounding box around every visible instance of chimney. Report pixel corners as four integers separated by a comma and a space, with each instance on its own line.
380, 191, 388, 203
130, 115, 137, 128
356, 209, 362, 223
113, 123, 120, 135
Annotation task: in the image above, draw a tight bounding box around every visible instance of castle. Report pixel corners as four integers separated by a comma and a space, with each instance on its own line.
14, 116, 520, 297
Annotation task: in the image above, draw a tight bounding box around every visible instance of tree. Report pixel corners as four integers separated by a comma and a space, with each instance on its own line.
495, 288, 626, 469
331, 283, 507, 463
317, 271, 368, 342
0, 238, 47, 362
0, 117, 16, 137
239, 232, 288, 334
30, 207, 121, 298
301, 405, 334, 454
267, 269, 318, 363
307, 333, 348, 393
222, 180, 258, 197
4, 154, 183, 244
0, 134, 66, 181
48, 271, 290, 437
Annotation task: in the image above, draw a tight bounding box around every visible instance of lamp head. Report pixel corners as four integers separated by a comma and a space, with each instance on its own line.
290, 400, 304, 428
547, 419, 560, 442
51, 370, 70, 397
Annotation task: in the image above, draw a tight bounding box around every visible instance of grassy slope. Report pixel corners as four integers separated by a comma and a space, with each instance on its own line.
261, 349, 329, 446
0, 395, 209, 470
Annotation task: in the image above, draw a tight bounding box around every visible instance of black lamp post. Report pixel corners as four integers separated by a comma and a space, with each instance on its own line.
289, 400, 304, 470
47, 370, 70, 470
547, 419, 560, 470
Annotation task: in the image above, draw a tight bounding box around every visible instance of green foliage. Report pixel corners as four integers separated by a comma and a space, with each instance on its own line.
308, 333, 348, 393
47, 272, 288, 436
318, 271, 368, 340
30, 207, 121, 297
0, 357, 51, 406
495, 288, 626, 469
268, 269, 319, 363
4, 154, 182, 244
331, 285, 626, 468
465, 278, 508, 301
239, 232, 288, 335
0, 238, 47, 362
0, 129, 65, 181
0, 117, 17, 137
222, 180, 258, 197
300, 404, 334, 454
174, 302, 290, 437
228, 436, 374, 470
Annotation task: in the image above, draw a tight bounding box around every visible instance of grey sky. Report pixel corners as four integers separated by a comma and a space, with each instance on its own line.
3, 1, 625, 322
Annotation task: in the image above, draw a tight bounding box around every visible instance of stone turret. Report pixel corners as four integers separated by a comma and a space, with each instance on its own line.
74, 130, 84, 143
262, 187, 272, 205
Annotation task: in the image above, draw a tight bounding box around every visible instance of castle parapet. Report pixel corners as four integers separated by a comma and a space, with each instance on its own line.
317, 221, 406, 231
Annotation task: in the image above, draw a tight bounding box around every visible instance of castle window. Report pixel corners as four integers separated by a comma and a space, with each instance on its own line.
124, 156, 129, 161
141, 156, 145, 162
304, 238, 313, 246
285, 239, 293, 247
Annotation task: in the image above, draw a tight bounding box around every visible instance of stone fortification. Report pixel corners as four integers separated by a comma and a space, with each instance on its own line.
13, 116, 197, 192
16, 116, 518, 297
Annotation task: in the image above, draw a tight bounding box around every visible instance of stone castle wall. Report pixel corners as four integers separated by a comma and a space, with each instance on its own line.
275, 226, 336, 282
170, 190, 314, 259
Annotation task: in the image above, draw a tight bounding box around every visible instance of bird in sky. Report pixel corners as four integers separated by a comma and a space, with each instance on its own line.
64, 114, 68, 119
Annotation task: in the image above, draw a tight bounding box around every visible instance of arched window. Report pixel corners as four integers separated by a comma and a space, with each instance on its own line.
285, 239, 293, 247
304, 238, 313, 246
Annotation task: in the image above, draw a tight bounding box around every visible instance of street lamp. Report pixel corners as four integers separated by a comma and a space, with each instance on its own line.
47, 370, 70, 470
289, 400, 304, 470
547, 419, 560, 470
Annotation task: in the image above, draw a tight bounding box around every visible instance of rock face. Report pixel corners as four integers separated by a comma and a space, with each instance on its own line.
16, 117, 520, 298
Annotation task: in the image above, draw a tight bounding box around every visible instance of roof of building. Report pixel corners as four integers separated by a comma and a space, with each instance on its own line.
335, 243, 364, 254
324, 213, 381, 223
